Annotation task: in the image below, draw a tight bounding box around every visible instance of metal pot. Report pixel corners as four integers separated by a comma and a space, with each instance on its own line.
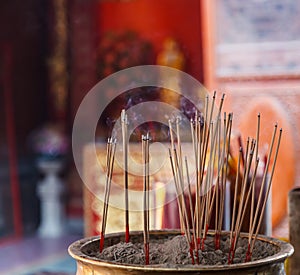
69, 230, 293, 275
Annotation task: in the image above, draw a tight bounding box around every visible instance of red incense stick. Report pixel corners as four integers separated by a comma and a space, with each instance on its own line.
142, 134, 150, 265
121, 110, 130, 242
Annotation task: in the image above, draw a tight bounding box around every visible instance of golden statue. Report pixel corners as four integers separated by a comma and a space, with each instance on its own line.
156, 37, 185, 108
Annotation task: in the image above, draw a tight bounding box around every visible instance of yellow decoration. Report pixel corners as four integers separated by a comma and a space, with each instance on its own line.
156, 37, 185, 108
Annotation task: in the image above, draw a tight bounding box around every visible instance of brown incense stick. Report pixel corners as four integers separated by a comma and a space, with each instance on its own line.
169, 119, 185, 234
230, 156, 259, 264
185, 156, 199, 264
185, 156, 195, 232
200, 94, 223, 249
173, 149, 191, 238
175, 117, 187, 235
247, 128, 282, 262
248, 124, 278, 241
194, 113, 201, 247
196, 95, 210, 247
169, 148, 186, 237
176, 116, 183, 168
229, 147, 242, 246
249, 114, 261, 242
203, 124, 219, 246
169, 148, 195, 264
121, 109, 130, 242
100, 138, 117, 253
142, 134, 150, 265
218, 113, 233, 236
202, 122, 214, 246
213, 118, 222, 249
255, 114, 261, 163
218, 112, 228, 238
169, 119, 175, 150
228, 141, 255, 263
238, 135, 245, 168
203, 120, 220, 248
207, 119, 221, 230
190, 116, 199, 242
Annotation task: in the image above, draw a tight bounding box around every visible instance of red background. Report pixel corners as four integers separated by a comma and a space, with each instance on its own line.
96, 0, 203, 81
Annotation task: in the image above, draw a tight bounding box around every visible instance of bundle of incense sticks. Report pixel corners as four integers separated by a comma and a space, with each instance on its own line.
168, 92, 282, 264
99, 93, 282, 266
99, 137, 117, 253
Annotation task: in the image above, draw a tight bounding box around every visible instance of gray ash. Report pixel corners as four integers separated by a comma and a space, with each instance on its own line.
82, 234, 279, 267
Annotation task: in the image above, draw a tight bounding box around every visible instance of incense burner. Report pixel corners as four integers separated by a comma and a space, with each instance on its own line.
69, 230, 293, 275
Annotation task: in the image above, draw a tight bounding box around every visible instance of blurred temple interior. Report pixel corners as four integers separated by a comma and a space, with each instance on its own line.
1, 0, 300, 274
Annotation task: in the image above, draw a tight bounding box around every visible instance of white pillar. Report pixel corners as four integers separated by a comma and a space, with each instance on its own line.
37, 159, 66, 237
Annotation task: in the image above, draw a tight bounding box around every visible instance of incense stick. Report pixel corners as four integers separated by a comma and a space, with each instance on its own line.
169, 147, 196, 264
185, 156, 195, 233
121, 109, 130, 243
185, 156, 198, 263
229, 147, 242, 251
190, 116, 199, 244
248, 124, 278, 241
142, 134, 150, 265
247, 127, 282, 262
218, 113, 233, 234
228, 139, 255, 263
100, 137, 117, 253
229, 156, 259, 263
213, 117, 224, 249
169, 118, 185, 234
169, 119, 175, 150
202, 96, 225, 249
249, 114, 261, 242
192, 113, 201, 248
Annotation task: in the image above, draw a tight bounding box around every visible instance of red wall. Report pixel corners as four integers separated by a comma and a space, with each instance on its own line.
96, 0, 203, 81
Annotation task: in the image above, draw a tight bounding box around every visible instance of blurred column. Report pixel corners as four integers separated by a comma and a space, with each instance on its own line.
37, 159, 66, 237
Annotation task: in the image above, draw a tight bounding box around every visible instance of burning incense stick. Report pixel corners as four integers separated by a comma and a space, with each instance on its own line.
121, 109, 130, 243
238, 135, 245, 168
142, 134, 150, 265
100, 137, 117, 252
176, 116, 183, 168
169, 119, 175, 150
